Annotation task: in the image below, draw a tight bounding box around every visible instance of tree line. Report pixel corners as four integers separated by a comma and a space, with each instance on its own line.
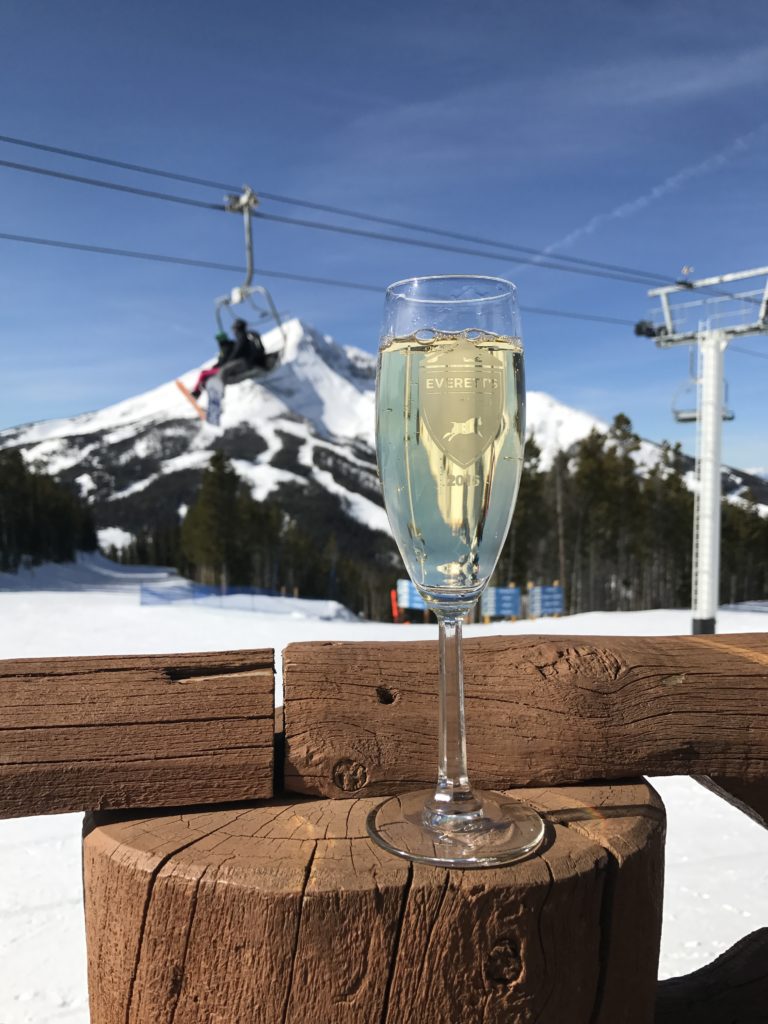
122, 419, 767, 617
6, 413, 764, 618
0, 449, 97, 572
112, 452, 394, 619
497, 414, 768, 613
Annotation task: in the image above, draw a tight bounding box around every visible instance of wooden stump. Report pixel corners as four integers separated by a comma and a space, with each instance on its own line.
83, 780, 664, 1024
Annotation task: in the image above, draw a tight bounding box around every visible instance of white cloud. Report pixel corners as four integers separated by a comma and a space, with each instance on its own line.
572, 45, 768, 106
533, 120, 768, 258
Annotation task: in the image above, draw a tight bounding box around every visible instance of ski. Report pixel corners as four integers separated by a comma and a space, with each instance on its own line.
175, 379, 206, 422
205, 374, 224, 426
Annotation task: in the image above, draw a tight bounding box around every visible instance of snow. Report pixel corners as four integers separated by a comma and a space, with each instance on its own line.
525, 391, 608, 467
95, 526, 134, 552
267, 321, 376, 444
308, 456, 392, 535
651, 776, 768, 981
3, 319, 765, 543
0, 553, 172, 593
108, 448, 214, 501
74, 473, 96, 498
1, 557, 768, 1021
727, 490, 768, 518
229, 458, 308, 502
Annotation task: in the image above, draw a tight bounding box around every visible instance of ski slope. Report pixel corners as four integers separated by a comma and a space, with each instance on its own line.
1, 556, 767, 1022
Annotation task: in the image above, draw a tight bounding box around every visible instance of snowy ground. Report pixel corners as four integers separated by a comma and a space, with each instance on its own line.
1, 555, 767, 1022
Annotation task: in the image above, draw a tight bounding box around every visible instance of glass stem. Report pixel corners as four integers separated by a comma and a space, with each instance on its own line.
432, 612, 482, 817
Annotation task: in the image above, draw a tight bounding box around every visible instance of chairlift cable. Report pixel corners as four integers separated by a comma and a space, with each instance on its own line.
0, 133, 688, 287
730, 344, 768, 361
251, 210, 665, 285
0, 133, 239, 192
1, 133, 762, 305
1, 137, 760, 304
254, 193, 671, 282
0, 230, 637, 325
0, 157, 224, 210
0, 154, 665, 285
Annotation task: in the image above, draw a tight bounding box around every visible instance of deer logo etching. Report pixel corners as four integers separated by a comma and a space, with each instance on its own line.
443, 416, 482, 443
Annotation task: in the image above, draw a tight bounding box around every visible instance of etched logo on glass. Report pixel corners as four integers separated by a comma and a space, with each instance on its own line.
419, 339, 504, 467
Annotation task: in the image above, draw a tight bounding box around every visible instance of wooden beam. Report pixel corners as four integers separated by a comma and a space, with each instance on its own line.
656, 928, 768, 1023
694, 776, 768, 830
282, 633, 768, 797
0, 650, 274, 818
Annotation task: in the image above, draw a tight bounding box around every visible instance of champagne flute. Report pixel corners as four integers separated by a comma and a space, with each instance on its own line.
367, 275, 545, 868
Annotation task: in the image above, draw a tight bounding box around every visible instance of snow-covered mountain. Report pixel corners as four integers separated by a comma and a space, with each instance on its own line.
1, 319, 765, 541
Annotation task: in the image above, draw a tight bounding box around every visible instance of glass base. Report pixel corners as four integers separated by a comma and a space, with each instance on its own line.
366, 789, 546, 868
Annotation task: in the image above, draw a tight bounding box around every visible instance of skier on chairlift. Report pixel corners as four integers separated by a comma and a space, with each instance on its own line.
178, 185, 285, 420
220, 319, 280, 383
190, 331, 235, 399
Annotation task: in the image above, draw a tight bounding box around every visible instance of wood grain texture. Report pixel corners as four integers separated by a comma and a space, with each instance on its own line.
282, 633, 768, 797
655, 928, 768, 1023
695, 776, 768, 831
0, 650, 274, 817
83, 780, 664, 1024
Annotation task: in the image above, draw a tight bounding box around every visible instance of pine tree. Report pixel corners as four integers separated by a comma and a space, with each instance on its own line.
498, 437, 551, 589
0, 449, 96, 571
181, 452, 245, 587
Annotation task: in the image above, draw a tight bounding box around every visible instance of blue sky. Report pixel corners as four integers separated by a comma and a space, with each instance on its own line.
0, 0, 766, 468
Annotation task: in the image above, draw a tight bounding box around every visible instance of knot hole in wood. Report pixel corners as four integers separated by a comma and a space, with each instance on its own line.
332, 758, 369, 792
485, 936, 523, 986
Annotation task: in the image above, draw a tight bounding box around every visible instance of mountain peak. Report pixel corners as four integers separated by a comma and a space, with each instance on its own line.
2, 321, 765, 541
205, 318, 377, 445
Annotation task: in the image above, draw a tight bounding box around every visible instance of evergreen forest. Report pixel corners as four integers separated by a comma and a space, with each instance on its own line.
113, 417, 768, 618
114, 451, 396, 620
0, 449, 97, 571
498, 415, 767, 612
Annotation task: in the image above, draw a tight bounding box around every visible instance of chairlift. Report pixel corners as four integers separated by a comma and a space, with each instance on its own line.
213, 186, 288, 382
176, 187, 289, 425
671, 347, 734, 422
671, 381, 699, 423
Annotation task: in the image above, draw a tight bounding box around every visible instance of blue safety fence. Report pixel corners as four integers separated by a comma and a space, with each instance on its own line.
140, 582, 279, 606
396, 578, 426, 611
529, 585, 565, 618
481, 586, 522, 619
393, 579, 565, 620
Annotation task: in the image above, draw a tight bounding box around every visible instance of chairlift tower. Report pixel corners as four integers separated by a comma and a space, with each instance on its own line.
639, 266, 768, 635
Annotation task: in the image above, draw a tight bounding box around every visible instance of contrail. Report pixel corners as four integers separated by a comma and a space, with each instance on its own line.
538, 120, 768, 259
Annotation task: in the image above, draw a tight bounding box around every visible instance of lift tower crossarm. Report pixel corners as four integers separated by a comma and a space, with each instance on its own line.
647, 265, 768, 347
648, 265, 768, 295
654, 321, 767, 348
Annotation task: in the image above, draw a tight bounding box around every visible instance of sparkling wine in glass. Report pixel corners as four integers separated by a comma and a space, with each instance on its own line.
367, 275, 545, 868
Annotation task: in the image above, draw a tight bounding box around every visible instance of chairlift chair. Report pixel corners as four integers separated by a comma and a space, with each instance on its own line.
671, 361, 735, 423
671, 385, 735, 423
670, 374, 698, 422
214, 186, 288, 384
175, 187, 289, 426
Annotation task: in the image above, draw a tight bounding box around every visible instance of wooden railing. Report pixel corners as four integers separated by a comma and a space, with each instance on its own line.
2, 634, 767, 1023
